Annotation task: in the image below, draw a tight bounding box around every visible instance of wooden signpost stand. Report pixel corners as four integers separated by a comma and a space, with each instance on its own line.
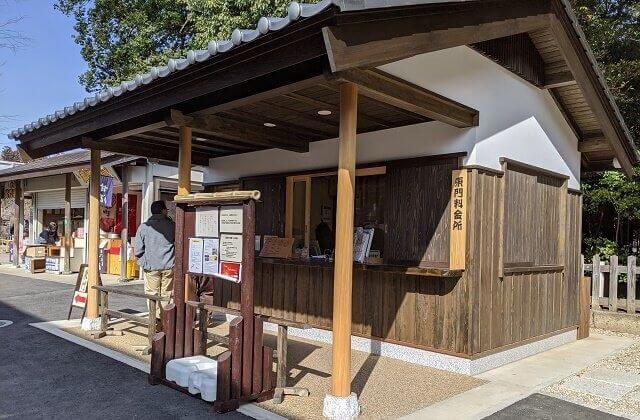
148, 192, 275, 412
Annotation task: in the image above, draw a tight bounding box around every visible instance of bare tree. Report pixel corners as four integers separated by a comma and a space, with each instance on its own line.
0, 0, 28, 139
0, 16, 27, 51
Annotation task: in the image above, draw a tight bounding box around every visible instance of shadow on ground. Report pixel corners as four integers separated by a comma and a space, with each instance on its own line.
0, 273, 247, 419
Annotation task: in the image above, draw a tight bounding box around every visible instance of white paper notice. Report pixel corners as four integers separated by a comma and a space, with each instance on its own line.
220, 234, 242, 262
195, 206, 219, 237
188, 238, 204, 273
202, 238, 220, 275
219, 206, 243, 233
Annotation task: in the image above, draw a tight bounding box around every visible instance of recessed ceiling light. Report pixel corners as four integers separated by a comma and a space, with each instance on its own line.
317, 110, 332, 116
263, 122, 276, 127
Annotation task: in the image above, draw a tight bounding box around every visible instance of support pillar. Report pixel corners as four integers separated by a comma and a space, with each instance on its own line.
178, 125, 192, 197
63, 173, 72, 274
82, 149, 101, 330
13, 180, 23, 268
119, 164, 130, 282
323, 82, 360, 419
173, 124, 192, 359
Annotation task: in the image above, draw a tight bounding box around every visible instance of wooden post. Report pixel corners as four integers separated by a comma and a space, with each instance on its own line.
276, 325, 288, 389
120, 164, 129, 280
13, 180, 22, 267
64, 173, 72, 274
177, 125, 192, 197
100, 290, 109, 334
609, 255, 618, 312
627, 256, 636, 314
148, 298, 157, 349
241, 200, 256, 396
591, 254, 601, 308
331, 82, 358, 398
577, 276, 591, 339
86, 149, 101, 321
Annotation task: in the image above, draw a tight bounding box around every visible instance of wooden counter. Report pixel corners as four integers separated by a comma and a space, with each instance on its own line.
207, 257, 471, 356
256, 257, 463, 278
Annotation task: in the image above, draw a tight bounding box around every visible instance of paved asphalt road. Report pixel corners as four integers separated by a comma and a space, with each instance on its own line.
485, 393, 627, 419
0, 273, 248, 419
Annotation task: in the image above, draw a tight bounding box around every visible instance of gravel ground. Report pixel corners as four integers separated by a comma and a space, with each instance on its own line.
64, 316, 486, 419
544, 328, 640, 418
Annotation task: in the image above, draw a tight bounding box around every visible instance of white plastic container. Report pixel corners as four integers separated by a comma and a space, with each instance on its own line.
188, 367, 218, 402
165, 355, 218, 387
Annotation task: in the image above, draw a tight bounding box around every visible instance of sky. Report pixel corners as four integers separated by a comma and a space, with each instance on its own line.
0, 0, 88, 147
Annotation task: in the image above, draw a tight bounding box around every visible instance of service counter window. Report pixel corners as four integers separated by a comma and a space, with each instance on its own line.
285, 168, 386, 260
245, 154, 463, 271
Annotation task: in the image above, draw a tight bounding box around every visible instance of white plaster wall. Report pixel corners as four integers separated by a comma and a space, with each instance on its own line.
204, 46, 580, 189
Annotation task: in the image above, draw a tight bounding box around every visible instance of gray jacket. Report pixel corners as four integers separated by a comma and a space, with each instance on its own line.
134, 214, 175, 271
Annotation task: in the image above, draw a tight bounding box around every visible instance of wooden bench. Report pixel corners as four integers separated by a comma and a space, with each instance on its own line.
93, 285, 170, 354
186, 300, 310, 403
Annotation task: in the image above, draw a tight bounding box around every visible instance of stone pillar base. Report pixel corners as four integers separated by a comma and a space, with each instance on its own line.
323, 393, 360, 419
81, 317, 101, 331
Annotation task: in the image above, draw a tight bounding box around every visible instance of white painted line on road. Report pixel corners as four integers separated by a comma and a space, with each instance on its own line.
0, 320, 13, 328
29, 319, 284, 420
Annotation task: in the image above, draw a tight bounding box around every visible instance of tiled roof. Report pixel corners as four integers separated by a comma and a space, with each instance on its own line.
0, 150, 134, 179
7, 0, 636, 167
9, 0, 424, 140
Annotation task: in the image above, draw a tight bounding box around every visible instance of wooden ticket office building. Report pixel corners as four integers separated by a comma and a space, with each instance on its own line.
9, 0, 638, 403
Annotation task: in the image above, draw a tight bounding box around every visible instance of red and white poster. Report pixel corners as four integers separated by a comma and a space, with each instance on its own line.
72, 266, 90, 309
219, 261, 241, 283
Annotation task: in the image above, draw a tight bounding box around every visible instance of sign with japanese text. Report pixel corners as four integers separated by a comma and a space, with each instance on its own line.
449, 169, 468, 270
100, 176, 114, 207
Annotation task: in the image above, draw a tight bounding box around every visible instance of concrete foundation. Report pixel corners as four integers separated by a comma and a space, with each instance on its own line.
252, 314, 578, 375
323, 393, 360, 419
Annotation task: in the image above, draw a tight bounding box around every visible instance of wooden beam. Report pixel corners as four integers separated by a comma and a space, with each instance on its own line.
86, 148, 100, 321
322, 1, 553, 71
549, 10, 635, 175
82, 138, 211, 166
190, 114, 310, 153
178, 125, 192, 196
331, 82, 358, 399
578, 137, 611, 154
334, 69, 479, 128
544, 70, 576, 89
129, 133, 231, 155
13, 180, 22, 268
154, 128, 255, 152
104, 121, 169, 141
120, 165, 130, 280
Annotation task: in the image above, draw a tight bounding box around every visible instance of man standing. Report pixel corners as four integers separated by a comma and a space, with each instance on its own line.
134, 201, 175, 320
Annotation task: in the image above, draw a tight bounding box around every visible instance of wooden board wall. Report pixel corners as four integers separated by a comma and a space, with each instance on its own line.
241, 176, 286, 238
467, 168, 581, 356
214, 260, 471, 356
384, 157, 458, 266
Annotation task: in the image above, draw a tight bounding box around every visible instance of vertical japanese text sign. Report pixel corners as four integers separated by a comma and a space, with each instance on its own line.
450, 169, 468, 270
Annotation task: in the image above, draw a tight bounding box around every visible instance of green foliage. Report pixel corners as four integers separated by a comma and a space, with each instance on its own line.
55, 0, 301, 92
583, 236, 619, 259
582, 169, 640, 258
571, 0, 640, 141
